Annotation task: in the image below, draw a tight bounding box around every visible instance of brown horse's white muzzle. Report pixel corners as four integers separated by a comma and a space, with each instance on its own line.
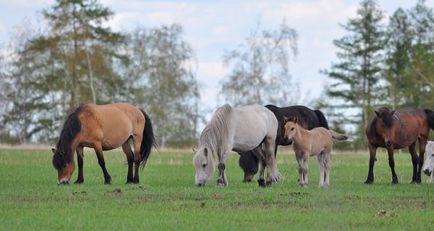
58, 178, 70, 185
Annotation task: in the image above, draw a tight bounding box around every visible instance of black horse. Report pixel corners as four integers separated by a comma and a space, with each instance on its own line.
239, 105, 329, 182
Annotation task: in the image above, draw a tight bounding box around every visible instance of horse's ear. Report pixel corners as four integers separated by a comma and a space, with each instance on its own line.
374, 110, 381, 117
51, 148, 56, 155
292, 117, 298, 124
192, 147, 197, 153
283, 116, 290, 124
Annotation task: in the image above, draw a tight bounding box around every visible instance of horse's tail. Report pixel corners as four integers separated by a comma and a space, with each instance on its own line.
329, 130, 348, 141
139, 109, 155, 168
314, 109, 329, 129
425, 109, 434, 130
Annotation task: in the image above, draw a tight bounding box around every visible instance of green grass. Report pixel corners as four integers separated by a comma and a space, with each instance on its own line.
0, 148, 433, 231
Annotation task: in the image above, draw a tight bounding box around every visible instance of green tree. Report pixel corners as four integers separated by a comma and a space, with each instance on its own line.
384, 8, 413, 109
1, 0, 125, 142
324, 0, 386, 143
120, 25, 200, 147
219, 21, 298, 106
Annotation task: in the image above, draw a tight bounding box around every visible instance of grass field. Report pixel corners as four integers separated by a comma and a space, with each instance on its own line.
0, 148, 433, 230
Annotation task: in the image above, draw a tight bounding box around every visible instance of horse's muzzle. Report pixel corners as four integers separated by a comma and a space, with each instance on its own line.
385, 140, 393, 148
196, 183, 205, 187
424, 169, 432, 176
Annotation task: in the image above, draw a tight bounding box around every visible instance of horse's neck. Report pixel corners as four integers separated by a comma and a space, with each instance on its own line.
294, 125, 309, 143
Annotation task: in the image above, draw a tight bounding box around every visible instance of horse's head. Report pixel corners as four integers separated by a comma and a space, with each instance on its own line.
373, 107, 397, 148
422, 142, 434, 177
193, 147, 215, 187
52, 148, 75, 184
283, 117, 299, 142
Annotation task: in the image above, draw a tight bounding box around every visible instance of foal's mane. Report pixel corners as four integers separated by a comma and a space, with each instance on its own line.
199, 104, 233, 161
53, 105, 84, 170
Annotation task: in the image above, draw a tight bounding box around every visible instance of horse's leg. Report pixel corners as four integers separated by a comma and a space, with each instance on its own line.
263, 137, 280, 184
217, 148, 230, 187
132, 135, 143, 184
418, 137, 427, 183
121, 139, 135, 184
387, 148, 399, 184
364, 144, 377, 184
94, 145, 112, 184
296, 150, 308, 186
409, 143, 420, 184
74, 146, 84, 184
317, 152, 325, 187
324, 152, 331, 187
257, 157, 267, 187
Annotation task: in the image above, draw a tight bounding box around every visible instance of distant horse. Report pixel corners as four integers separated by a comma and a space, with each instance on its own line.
193, 104, 279, 187
365, 107, 434, 184
238, 105, 329, 182
283, 117, 347, 187
52, 103, 155, 185
422, 141, 434, 183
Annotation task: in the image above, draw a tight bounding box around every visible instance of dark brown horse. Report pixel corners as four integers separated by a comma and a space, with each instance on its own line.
365, 107, 434, 184
239, 105, 329, 182
52, 103, 155, 184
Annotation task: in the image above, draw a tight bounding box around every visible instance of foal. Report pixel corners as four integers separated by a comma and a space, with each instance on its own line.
283, 118, 347, 187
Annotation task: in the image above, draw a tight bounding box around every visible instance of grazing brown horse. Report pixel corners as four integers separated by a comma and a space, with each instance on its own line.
365, 107, 434, 184
52, 103, 155, 185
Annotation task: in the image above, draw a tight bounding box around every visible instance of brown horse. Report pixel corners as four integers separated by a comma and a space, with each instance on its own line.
52, 103, 155, 185
365, 107, 434, 184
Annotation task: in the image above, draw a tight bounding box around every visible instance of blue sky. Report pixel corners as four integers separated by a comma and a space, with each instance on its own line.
1, 0, 432, 113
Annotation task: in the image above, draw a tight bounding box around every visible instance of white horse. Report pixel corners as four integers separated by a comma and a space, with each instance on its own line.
193, 104, 280, 187
422, 141, 434, 183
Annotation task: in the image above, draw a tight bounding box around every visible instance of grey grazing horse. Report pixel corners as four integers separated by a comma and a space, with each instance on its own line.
193, 104, 279, 187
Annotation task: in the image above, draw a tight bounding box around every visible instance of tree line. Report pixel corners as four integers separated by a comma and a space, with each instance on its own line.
323, 0, 434, 149
0, 0, 433, 149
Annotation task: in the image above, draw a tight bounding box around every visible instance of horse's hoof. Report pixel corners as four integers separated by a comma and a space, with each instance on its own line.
392, 180, 399, 184
266, 180, 272, 186
74, 180, 83, 184
258, 179, 267, 187
410, 180, 420, 184
364, 179, 374, 184
217, 178, 227, 187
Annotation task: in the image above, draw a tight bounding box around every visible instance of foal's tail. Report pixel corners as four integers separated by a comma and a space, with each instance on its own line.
329, 130, 348, 141
425, 109, 434, 130
139, 109, 155, 168
314, 109, 329, 129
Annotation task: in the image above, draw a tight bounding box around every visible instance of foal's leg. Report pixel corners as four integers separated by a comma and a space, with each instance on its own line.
409, 143, 420, 184
387, 148, 399, 184
317, 152, 325, 187
121, 139, 135, 184
296, 150, 308, 186
217, 151, 230, 187
94, 145, 112, 184
74, 146, 84, 184
324, 152, 331, 187
365, 144, 377, 184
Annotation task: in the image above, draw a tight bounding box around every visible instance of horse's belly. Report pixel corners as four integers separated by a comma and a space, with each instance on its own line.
232, 142, 260, 152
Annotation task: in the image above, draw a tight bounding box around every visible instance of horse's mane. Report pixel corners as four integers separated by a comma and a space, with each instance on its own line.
199, 104, 233, 161
53, 105, 84, 170
376, 107, 394, 128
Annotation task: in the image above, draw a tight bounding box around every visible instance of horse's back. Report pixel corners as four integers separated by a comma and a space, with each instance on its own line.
367, 107, 430, 148
78, 103, 145, 150
232, 105, 278, 151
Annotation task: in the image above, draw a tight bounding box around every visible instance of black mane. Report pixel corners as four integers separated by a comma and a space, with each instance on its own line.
52, 105, 84, 170
377, 107, 394, 128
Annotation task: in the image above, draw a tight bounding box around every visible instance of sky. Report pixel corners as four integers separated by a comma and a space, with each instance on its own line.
1, 0, 433, 115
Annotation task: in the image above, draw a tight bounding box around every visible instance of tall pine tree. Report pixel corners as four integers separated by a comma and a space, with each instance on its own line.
324, 0, 386, 144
